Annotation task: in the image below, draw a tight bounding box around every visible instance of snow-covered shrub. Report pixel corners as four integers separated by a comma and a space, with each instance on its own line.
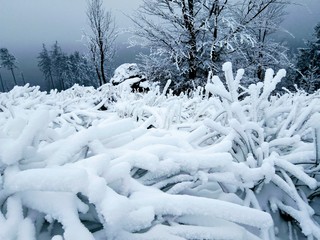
204, 63, 320, 239
0, 64, 319, 240
114, 62, 320, 239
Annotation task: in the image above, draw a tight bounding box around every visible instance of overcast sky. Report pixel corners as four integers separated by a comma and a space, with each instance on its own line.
0, 0, 142, 52
0, 0, 319, 50
281, 0, 320, 47
0, 0, 142, 86
0, 0, 319, 87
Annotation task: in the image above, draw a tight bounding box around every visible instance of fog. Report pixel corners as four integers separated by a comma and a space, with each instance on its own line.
0, 0, 142, 88
0, 0, 141, 49
280, 0, 320, 49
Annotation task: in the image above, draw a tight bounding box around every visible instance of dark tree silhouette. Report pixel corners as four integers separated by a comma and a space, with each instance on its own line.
50, 41, 67, 90
38, 42, 98, 90
0, 69, 5, 92
0, 48, 18, 85
38, 44, 55, 89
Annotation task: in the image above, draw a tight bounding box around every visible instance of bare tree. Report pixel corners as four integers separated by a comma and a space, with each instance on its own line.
233, 0, 292, 81
86, 0, 116, 86
131, 0, 292, 90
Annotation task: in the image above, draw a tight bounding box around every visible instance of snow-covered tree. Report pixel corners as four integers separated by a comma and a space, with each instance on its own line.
295, 23, 320, 93
131, 0, 291, 91
51, 41, 68, 90
38, 42, 97, 90
0, 48, 18, 86
65, 51, 97, 88
232, 0, 292, 83
38, 44, 55, 89
86, 0, 116, 86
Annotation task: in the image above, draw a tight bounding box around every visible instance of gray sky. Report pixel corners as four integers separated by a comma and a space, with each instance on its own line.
1, 0, 318, 49
281, 0, 320, 47
0, 0, 142, 87
0, 0, 319, 88
0, 0, 142, 51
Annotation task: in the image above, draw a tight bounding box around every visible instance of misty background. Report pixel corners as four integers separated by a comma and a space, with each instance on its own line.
0, 0, 319, 89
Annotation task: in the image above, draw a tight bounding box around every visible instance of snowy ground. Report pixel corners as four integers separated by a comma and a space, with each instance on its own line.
0, 63, 320, 240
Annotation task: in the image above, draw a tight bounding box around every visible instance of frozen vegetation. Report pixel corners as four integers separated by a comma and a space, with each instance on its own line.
0, 63, 320, 239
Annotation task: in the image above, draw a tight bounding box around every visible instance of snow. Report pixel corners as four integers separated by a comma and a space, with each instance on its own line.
5, 168, 89, 193
130, 192, 273, 229
19, 191, 94, 240
0, 109, 50, 165
17, 218, 36, 240
0, 63, 320, 239
110, 63, 143, 84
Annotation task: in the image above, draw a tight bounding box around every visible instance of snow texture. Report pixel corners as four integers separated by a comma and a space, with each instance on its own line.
0, 63, 320, 239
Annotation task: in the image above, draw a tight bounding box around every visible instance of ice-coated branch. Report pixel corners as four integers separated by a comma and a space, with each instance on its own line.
0, 63, 319, 239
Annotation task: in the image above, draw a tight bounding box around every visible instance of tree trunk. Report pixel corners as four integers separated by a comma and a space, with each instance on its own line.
188, 44, 197, 80
59, 75, 65, 90
182, 0, 197, 80
0, 72, 5, 91
46, 68, 55, 90
100, 50, 107, 84
49, 73, 55, 89
21, 72, 26, 85
95, 66, 103, 86
257, 65, 264, 81
10, 68, 17, 85
99, 36, 107, 85
257, 51, 264, 81
211, 0, 221, 65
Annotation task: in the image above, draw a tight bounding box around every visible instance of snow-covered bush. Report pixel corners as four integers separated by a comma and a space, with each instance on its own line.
0, 63, 319, 240
204, 63, 320, 239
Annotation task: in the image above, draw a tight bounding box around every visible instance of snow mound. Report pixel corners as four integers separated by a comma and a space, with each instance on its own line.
110, 63, 148, 91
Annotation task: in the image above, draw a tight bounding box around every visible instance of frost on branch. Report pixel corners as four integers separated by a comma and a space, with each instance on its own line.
0, 63, 320, 239
204, 63, 320, 239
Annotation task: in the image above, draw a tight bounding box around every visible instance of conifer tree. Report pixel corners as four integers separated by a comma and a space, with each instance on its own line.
0, 48, 18, 85
51, 41, 67, 90
38, 44, 55, 89
296, 23, 320, 92
0, 69, 5, 92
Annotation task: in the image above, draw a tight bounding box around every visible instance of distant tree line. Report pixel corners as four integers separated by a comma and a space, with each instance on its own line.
1, 0, 116, 92
37, 0, 116, 91
38, 42, 98, 90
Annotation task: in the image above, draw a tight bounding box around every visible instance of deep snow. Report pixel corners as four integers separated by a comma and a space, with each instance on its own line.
0, 63, 320, 239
